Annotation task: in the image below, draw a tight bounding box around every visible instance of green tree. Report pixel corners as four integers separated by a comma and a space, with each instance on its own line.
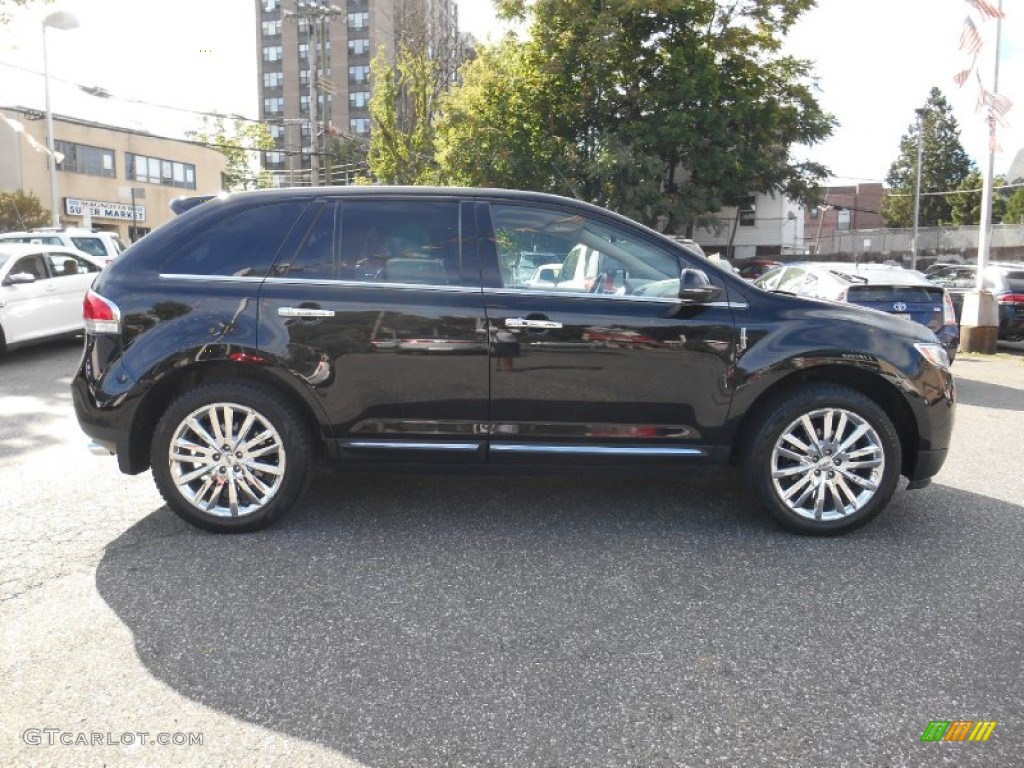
434, 0, 834, 232
0, 190, 49, 231
367, 45, 439, 184
189, 117, 274, 191
880, 88, 974, 227
948, 170, 1007, 225
0, 0, 48, 25
1003, 187, 1024, 224
326, 136, 370, 185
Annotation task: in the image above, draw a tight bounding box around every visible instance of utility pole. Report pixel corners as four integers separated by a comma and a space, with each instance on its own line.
285, 1, 342, 186
911, 109, 925, 271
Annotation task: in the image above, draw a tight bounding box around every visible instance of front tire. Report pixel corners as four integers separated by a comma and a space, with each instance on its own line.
742, 385, 902, 535
151, 382, 312, 532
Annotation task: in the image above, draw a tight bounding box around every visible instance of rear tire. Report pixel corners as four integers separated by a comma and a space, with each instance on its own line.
151, 382, 312, 532
742, 385, 902, 535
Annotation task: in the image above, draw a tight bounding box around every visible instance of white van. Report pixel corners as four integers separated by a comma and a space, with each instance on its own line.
0, 228, 125, 265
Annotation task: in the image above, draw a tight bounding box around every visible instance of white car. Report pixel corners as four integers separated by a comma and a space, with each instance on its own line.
0, 228, 125, 265
524, 263, 562, 289
0, 244, 103, 353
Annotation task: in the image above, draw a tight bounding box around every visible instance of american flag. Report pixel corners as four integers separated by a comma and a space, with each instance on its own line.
959, 17, 983, 55
966, 0, 1004, 21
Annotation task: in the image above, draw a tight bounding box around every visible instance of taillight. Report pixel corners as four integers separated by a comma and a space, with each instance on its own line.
942, 292, 957, 325
998, 293, 1024, 305
83, 289, 121, 334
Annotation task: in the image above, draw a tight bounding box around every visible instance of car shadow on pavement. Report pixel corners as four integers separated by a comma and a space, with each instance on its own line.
951, 375, 1024, 411
95, 474, 1024, 767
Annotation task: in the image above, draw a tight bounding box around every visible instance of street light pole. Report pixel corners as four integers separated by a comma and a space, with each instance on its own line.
42, 10, 79, 228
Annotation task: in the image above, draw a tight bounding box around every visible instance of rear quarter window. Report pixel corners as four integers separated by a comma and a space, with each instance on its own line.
161, 202, 307, 277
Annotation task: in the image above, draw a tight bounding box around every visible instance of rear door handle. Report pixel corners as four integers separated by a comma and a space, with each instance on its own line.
505, 318, 562, 329
279, 307, 335, 318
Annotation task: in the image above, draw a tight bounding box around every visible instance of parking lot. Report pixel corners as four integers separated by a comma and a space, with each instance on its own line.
2, 338, 1022, 767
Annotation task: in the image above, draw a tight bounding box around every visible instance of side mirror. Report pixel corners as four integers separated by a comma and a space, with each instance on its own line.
3, 272, 37, 286
678, 268, 723, 303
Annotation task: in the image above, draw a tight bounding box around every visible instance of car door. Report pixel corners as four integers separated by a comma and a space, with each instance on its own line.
0, 254, 59, 344
44, 251, 102, 332
258, 196, 490, 463
478, 200, 739, 465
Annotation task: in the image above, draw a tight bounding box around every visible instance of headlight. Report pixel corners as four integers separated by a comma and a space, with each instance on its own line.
915, 342, 950, 369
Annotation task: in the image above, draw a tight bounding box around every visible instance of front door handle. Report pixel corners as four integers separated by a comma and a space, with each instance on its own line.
279, 306, 335, 318
505, 318, 562, 329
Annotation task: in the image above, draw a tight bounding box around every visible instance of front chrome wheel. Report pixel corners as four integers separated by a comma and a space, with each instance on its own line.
770, 408, 885, 522
743, 384, 901, 535
168, 402, 286, 518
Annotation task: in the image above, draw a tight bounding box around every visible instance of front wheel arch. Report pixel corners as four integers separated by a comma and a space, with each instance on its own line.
730, 365, 918, 479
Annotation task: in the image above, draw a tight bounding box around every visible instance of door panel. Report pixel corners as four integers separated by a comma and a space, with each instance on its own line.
480, 201, 737, 463
258, 198, 490, 463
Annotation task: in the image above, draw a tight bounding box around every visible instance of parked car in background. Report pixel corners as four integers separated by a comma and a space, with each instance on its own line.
738, 259, 783, 280
753, 262, 960, 362
524, 263, 562, 289
0, 243, 103, 353
927, 262, 1024, 342
0, 228, 124, 265
72, 187, 955, 537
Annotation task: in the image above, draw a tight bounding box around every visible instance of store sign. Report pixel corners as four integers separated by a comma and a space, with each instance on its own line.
64, 197, 146, 222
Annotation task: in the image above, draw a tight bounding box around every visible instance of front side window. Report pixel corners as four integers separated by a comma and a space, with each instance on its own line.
348, 38, 370, 56
836, 208, 851, 231
349, 65, 370, 83
162, 202, 307, 277
349, 118, 370, 134
348, 11, 368, 29
263, 45, 282, 62
47, 252, 100, 275
339, 200, 463, 285
488, 204, 681, 295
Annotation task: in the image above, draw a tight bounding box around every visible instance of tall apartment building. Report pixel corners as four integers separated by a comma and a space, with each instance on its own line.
256, 0, 459, 186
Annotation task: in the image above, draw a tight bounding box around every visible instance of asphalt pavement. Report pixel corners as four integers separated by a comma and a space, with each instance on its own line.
1, 338, 1022, 767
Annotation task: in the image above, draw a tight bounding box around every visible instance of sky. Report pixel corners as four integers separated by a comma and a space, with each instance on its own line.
1, 0, 1021, 186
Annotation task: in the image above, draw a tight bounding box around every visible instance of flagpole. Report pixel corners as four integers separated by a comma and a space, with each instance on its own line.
960, 0, 1003, 355
975, 0, 1002, 282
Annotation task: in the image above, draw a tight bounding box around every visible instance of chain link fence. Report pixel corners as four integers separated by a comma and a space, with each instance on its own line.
814, 224, 1024, 265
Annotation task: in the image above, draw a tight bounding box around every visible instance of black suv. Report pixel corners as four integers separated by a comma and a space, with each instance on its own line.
72, 188, 955, 535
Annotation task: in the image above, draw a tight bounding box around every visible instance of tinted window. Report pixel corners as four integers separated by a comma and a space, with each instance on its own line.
162, 202, 307, 277
339, 200, 463, 285
489, 204, 680, 294
272, 204, 337, 280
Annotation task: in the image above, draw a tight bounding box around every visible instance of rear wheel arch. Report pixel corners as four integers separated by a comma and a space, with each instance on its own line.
731, 364, 918, 477
125, 361, 329, 474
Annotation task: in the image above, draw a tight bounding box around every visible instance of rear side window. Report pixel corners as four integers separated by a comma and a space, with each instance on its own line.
1002, 271, 1024, 293
71, 237, 106, 257
848, 285, 943, 302
339, 200, 463, 285
162, 202, 307, 277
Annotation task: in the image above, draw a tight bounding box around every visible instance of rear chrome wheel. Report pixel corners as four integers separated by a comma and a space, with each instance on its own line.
744, 385, 901, 535
168, 402, 287, 518
152, 382, 311, 532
